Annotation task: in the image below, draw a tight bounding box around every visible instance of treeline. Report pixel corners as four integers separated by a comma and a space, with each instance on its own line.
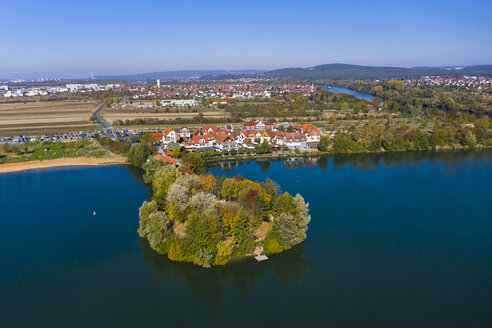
112, 114, 237, 126
137, 160, 310, 267
95, 133, 158, 167
220, 89, 381, 119
333, 81, 492, 117
222, 99, 326, 119
319, 118, 492, 153
95, 134, 132, 154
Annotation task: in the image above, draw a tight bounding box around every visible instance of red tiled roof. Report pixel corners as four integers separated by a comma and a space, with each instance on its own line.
202, 125, 218, 131
284, 133, 307, 143
153, 154, 177, 165
301, 123, 320, 135
162, 128, 175, 136
215, 132, 233, 143
192, 134, 215, 144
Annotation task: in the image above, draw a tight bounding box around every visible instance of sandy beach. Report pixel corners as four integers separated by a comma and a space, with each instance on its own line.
0, 155, 127, 173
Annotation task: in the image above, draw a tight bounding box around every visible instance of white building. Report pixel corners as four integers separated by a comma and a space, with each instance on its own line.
161, 99, 198, 107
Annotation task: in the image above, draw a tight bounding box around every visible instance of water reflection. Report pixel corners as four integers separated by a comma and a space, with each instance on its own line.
207, 150, 491, 173
140, 240, 308, 310
255, 159, 271, 173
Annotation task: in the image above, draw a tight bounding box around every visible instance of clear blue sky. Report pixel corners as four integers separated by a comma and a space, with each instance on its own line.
2, 0, 491, 79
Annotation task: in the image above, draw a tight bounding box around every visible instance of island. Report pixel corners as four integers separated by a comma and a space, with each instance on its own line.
137, 159, 310, 267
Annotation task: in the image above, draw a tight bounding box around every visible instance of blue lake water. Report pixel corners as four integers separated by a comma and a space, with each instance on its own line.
323, 85, 375, 101
1, 150, 491, 327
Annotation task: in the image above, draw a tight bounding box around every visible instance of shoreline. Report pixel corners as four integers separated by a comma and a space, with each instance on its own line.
1, 145, 490, 173
0, 156, 127, 173
203, 145, 492, 164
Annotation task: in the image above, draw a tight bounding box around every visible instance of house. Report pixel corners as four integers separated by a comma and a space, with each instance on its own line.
194, 125, 219, 136
243, 130, 272, 144
295, 123, 321, 144
284, 133, 307, 149
178, 127, 191, 140
272, 131, 287, 146
150, 129, 177, 144
161, 128, 178, 144
202, 126, 219, 135
242, 120, 276, 131
149, 132, 165, 143
153, 154, 178, 166
230, 131, 245, 145
191, 134, 217, 148
215, 132, 239, 151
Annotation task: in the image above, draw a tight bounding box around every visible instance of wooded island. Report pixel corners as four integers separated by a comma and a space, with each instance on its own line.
138, 159, 310, 267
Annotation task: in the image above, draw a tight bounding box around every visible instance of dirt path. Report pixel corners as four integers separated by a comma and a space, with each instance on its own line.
0, 154, 127, 173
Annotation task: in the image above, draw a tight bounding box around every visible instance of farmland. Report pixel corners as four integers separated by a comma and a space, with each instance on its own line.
0, 101, 99, 137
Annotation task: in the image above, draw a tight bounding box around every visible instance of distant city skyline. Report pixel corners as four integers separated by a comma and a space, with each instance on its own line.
2, 0, 491, 79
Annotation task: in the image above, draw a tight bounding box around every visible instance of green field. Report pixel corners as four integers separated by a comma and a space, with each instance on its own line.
0, 140, 107, 164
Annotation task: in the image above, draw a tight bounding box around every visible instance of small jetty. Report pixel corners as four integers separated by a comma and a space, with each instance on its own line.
253, 246, 268, 261
255, 254, 269, 262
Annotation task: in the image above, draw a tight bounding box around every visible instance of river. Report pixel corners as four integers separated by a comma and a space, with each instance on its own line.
323, 85, 376, 101
1, 150, 491, 327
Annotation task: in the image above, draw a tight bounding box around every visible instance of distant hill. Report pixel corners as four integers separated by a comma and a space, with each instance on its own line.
94, 69, 265, 81
259, 63, 492, 80
462, 65, 492, 72
93, 64, 492, 82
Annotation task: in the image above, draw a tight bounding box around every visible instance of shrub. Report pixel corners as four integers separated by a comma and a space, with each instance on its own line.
265, 238, 284, 254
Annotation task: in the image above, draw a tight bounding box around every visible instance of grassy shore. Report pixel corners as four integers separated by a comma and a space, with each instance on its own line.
0, 139, 127, 173
0, 140, 110, 164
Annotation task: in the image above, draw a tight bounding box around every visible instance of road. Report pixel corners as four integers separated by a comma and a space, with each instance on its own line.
92, 104, 112, 129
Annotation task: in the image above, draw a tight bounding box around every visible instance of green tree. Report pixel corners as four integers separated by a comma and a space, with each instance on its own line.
166, 175, 202, 217
473, 119, 490, 142
151, 165, 181, 207
138, 201, 170, 250
141, 158, 164, 184
172, 147, 180, 158
181, 152, 205, 175
262, 178, 278, 197
128, 142, 154, 167
184, 206, 221, 267
1, 143, 10, 153
272, 194, 310, 247
256, 139, 271, 154
232, 208, 255, 256
318, 136, 330, 151
221, 178, 239, 199
372, 85, 384, 98
272, 192, 297, 217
